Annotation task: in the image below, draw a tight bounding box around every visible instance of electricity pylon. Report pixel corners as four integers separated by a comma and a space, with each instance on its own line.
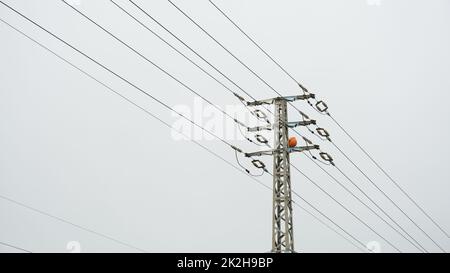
246, 95, 318, 253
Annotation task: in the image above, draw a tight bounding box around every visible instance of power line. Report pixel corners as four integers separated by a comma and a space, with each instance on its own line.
299, 110, 440, 251
207, 0, 298, 84
331, 142, 446, 252
59, 0, 272, 176
60, 0, 250, 133
0, 13, 258, 252
114, 0, 276, 132
167, 0, 282, 99
0, 2, 240, 252
126, 0, 287, 129
0, 193, 147, 252
300, 130, 427, 252
0, 14, 365, 252
0, 0, 240, 153
289, 164, 402, 252
170, 0, 446, 252
163, 0, 413, 252
0, 241, 32, 253
156, 0, 334, 173
300, 105, 441, 252
126, 0, 257, 102
208, 0, 449, 241
298, 99, 446, 252
118, 1, 326, 159
109, 0, 243, 105
300, 116, 436, 250
291, 198, 370, 253
85, 0, 448, 252
263, 172, 367, 252
166, 0, 307, 121
121, 0, 319, 154
123, 0, 277, 122
117, 1, 414, 251
330, 114, 450, 239
305, 154, 427, 252
291, 200, 366, 253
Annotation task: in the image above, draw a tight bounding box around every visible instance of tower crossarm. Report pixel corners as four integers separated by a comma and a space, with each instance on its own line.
245, 145, 320, 157
287, 120, 316, 128
247, 94, 315, 106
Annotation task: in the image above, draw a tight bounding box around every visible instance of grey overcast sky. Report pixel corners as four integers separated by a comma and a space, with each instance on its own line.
1, 0, 449, 253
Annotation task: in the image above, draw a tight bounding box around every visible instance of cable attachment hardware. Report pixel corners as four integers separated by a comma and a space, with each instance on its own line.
316, 128, 331, 141
319, 152, 335, 166
234, 149, 266, 176
253, 109, 267, 119
302, 136, 320, 159
298, 110, 319, 135
315, 100, 329, 113
231, 145, 243, 153
251, 109, 271, 124
298, 83, 315, 107
287, 120, 317, 128
233, 92, 246, 102
298, 83, 310, 94
298, 110, 310, 120
234, 119, 250, 130
252, 159, 266, 169
248, 125, 272, 132
255, 134, 269, 145
302, 136, 313, 145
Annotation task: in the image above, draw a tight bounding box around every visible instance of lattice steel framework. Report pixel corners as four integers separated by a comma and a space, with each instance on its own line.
245, 94, 318, 253
272, 98, 294, 253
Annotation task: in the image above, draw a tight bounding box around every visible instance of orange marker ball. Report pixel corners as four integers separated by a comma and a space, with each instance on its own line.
288, 137, 297, 148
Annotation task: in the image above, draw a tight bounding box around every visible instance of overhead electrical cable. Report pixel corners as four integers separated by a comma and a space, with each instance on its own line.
0, 13, 365, 252
166, 0, 445, 252
0, 241, 32, 253
207, 0, 449, 240
289, 165, 402, 252
0, 193, 147, 252
304, 154, 427, 252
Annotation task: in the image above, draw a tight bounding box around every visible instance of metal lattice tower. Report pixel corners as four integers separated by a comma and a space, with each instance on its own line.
245, 95, 319, 253
272, 98, 294, 252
